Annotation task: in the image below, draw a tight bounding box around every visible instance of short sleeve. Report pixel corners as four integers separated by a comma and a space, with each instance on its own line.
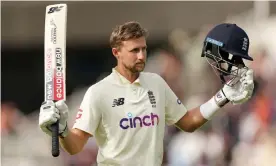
73, 86, 101, 136
161, 77, 187, 126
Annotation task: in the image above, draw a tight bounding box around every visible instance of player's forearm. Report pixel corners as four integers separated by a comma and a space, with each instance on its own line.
176, 106, 209, 132
176, 96, 223, 132
59, 129, 87, 155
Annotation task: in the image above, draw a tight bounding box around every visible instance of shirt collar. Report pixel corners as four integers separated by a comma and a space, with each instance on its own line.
112, 68, 141, 85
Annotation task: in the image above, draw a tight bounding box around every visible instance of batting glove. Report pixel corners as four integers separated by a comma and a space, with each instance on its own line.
215, 68, 254, 106
39, 100, 69, 137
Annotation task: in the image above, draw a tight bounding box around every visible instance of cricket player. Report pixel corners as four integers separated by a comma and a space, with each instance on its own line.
39, 22, 254, 166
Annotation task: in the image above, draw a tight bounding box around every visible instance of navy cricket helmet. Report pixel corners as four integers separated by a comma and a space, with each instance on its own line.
201, 23, 253, 85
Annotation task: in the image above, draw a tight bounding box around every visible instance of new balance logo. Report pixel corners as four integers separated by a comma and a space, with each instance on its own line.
112, 98, 125, 107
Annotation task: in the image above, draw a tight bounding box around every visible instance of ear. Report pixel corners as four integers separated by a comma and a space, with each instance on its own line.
112, 47, 119, 59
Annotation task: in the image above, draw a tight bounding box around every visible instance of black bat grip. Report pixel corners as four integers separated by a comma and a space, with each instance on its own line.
51, 120, 60, 157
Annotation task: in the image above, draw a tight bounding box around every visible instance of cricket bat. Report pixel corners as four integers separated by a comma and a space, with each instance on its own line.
44, 3, 67, 157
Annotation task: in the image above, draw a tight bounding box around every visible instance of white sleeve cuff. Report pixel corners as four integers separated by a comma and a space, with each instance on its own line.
199, 97, 220, 120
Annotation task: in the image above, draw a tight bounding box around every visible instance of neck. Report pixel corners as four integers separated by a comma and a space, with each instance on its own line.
115, 65, 139, 83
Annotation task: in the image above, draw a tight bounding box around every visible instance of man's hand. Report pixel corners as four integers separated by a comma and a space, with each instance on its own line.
39, 100, 69, 137
198, 68, 254, 121
220, 68, 254, 105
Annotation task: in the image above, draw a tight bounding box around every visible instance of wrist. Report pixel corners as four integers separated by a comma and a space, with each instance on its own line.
214, 89, 229, 107
199, 90, 229, 120
199, 97, 220, 120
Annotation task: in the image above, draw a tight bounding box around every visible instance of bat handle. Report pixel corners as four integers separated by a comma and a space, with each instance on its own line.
51, 121, 60, 157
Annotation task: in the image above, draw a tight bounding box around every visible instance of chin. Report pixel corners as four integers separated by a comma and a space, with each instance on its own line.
136, 67, 145, 72
130, 67, 144, 73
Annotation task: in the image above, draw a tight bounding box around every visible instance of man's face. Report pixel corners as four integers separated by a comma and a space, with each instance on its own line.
113, 37, 147, 73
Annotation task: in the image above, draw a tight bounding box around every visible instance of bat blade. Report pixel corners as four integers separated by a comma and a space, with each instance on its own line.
44, 3, 67, 157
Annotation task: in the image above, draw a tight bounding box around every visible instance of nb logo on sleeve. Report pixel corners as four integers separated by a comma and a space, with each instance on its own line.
112, 98, 125, 107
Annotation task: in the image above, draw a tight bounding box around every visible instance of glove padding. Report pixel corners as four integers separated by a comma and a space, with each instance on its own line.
222, 68, 254, 105
39, 100, 69, 137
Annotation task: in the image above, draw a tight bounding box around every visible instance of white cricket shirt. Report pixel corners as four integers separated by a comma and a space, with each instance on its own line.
73, 68, 187, 166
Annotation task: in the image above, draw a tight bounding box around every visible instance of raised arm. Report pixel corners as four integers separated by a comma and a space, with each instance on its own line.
175, 69, 254, 132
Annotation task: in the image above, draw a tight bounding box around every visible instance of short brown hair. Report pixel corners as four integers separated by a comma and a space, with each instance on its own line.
109, 21, 148, 49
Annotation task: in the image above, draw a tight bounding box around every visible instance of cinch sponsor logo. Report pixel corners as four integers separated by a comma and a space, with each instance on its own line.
119, 112, 159, 129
